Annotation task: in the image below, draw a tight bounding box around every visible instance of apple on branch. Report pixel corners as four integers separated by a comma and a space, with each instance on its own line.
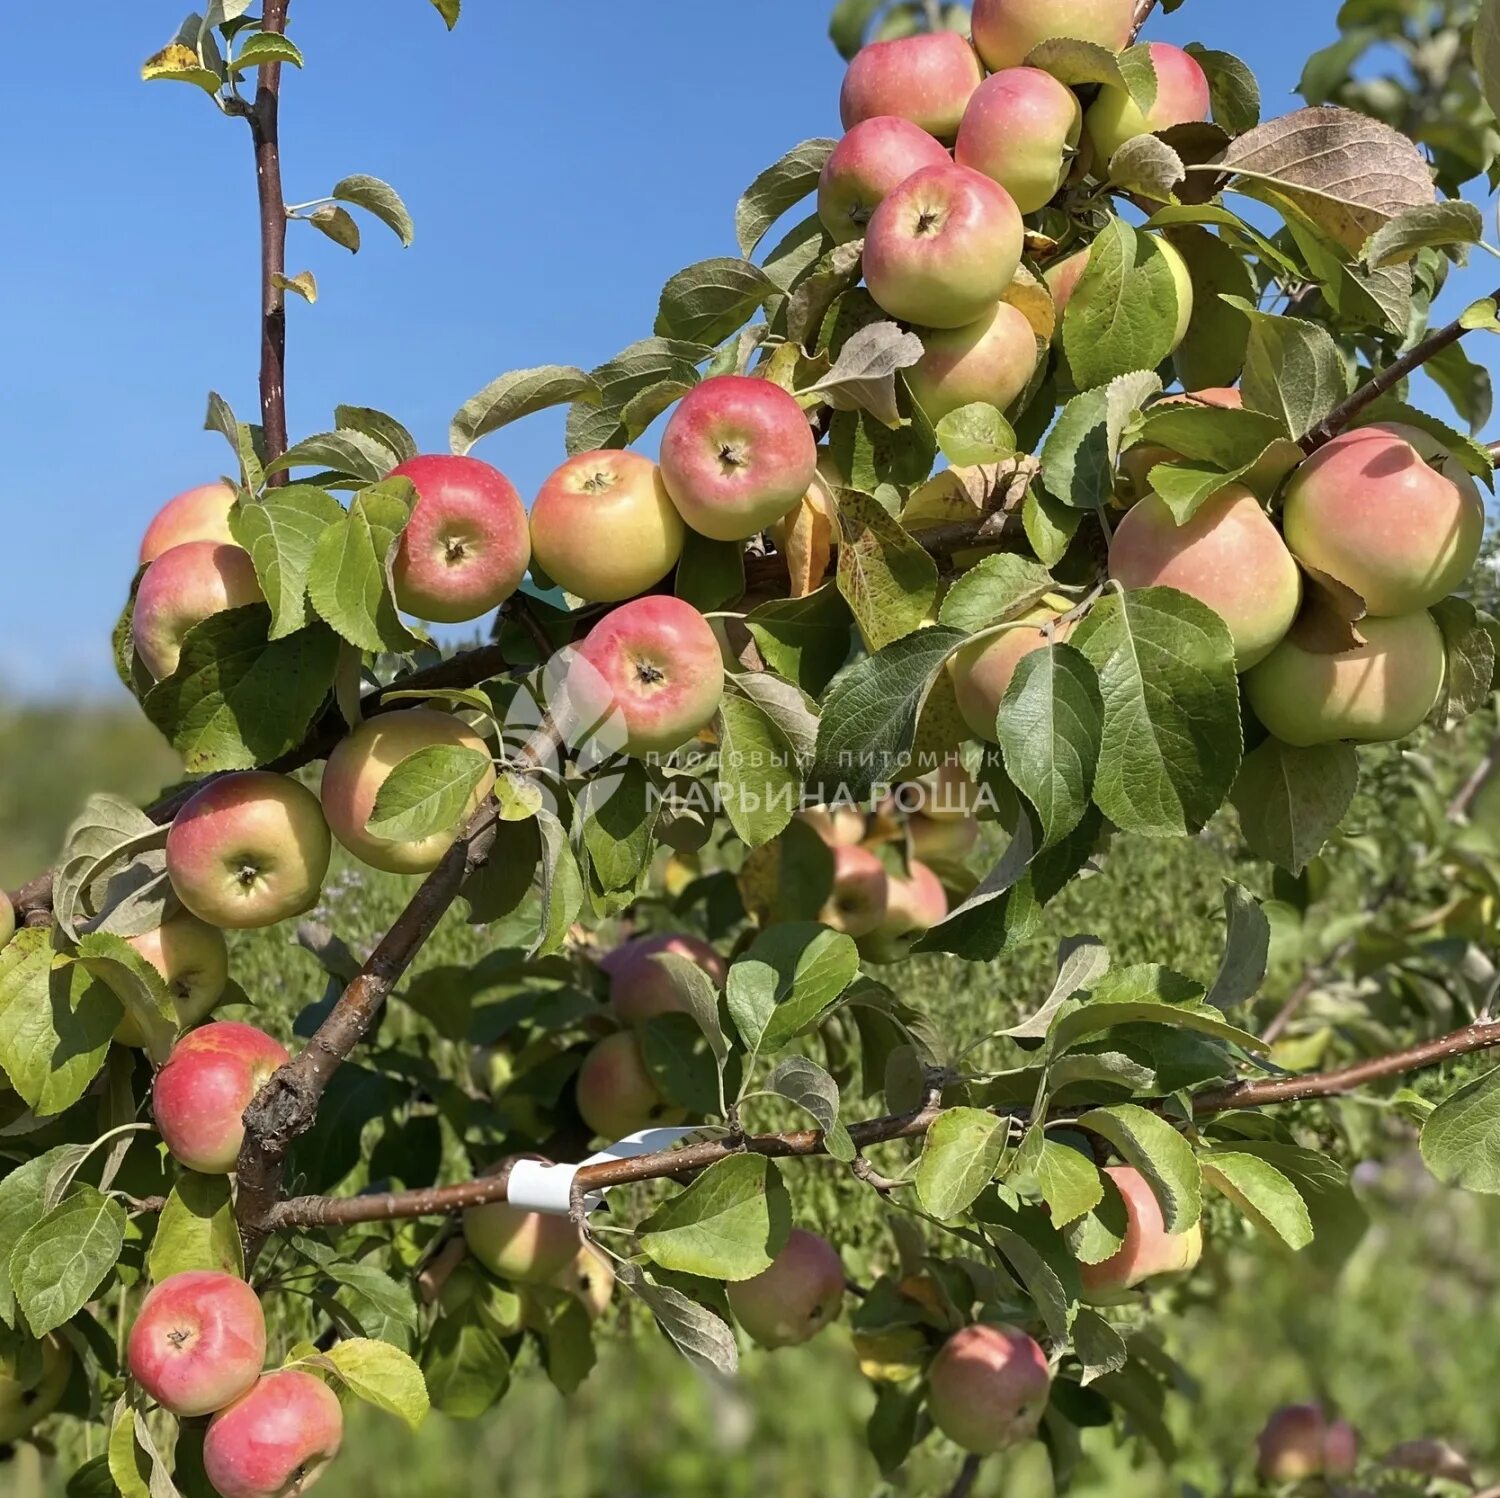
127, 1270, 267, 1418
202, 1369, 344, 1498
838, 32, 983, 140
139, 481, 239, 564
133, 540, 264, 680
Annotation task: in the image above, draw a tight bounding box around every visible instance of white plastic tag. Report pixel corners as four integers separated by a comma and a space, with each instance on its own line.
504, 1125, 700, 1217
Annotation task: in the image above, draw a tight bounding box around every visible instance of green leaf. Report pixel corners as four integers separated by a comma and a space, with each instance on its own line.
1228, 298, 1353, 439
1421, 1066, 1500, 1194
429, 0, 460, 27
422, 1313, 510, 1419
1230, 738, 1359, 874
1169, 225, 1258, 391
233, 32, 304, 70
934, 403, 1017, 467
1360, 200, 1483, 269
12, 1186, 126, 1335
1206, 882, 1269, 1012
567, 337, 710, 455
726, 923, 860, 1056
745, 585, 853, 698
581, 761, 657, 893
736, 139, 837, 257
715, 695, 802, 849
1431, 597, 1497, 730
332, 175, 414, 247
997, 643, 1102, 850
141, 41, 222, 92
809, 323, 925, 427
307, 204, 361, 252
915, 1108, 1007, 1219
320, 1338, 429, 1429
829, 0, 884, 59
1476, 0, 1500, 133
148, 1174, 244, 1280
1026, 1136, 1103, 1227
74, 931, 176, 1062
655, 258, 776, 346
1075, 1105, 1201, 1233
638, 1155, 791, 1281
651, 953, 728, 1072
334, 407, 417, 465
0, 1149, 76, 1324
230, 487, 346, 640
307, 482, 420, 654
809, 628, 965, 800
1072, 1307, 1128, 1385
1201, 1151, 1314, 1249
1042, 372, 1163, 509
107, 1399, 151, 1498
143, 609, 340, 774
267, 430, 394, 483
450, 366, 599, 456
1184, 45, 1260, 133
0, 931, 120, 1117
834, 489, 938, 652
366, 745, 492, 843
766, 1056, 855, 1162
938, 554, 1056, 635
1072, 588, 1242, 836
614, 1261, 738, 1376
532, 810, 583, 959
1062, 221, 1183, 391
203, 390, 265, 492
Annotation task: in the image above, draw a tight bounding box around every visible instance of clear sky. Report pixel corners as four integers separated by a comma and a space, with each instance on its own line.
3, 1, 1494, 697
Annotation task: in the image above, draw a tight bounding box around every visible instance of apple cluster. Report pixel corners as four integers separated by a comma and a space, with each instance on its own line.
127, 1270, 343, 1498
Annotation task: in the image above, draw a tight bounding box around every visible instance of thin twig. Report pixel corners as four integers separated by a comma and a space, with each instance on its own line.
1129, 0, 1159, 42
248, 0, 291, 477
1449, 736, 1499, 822
947, 1455, 983, 1498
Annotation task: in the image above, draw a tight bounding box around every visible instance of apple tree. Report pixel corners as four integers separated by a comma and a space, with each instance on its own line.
5, 0, 1500, 1493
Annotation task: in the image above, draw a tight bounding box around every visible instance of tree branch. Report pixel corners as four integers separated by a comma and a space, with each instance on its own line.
234, 802, 500, 1258
947, 1455, 983, 1498
1129, 0, 1159, 42
249, 0, 291, 477
1299, 290, 1498, 452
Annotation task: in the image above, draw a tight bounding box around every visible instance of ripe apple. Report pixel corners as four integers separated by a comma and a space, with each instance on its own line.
1109, 485, 1302, 670
1080, 1165, 1203, 1294
1047, 234, 1194, 350
797, 805, 869, 847
906, 300, 1040, 426
389, 454, 530, 623
1282, 423, 1484, 615
860, 861, 948, 963
0, 892, 14, 948
817, 116, 952, 245
950, 605, 1074, 744
127, 1271, 266, 1418
464, 1197, 583, 1284
321, 708, 496, 875
573, 596, 725, 758
599, 933, 727, 1023
116, 911, 230, 1047
659, 376, 817, 542
839, 32, 984, 139
152, 1021, 291, 1174
927, 1323, 1053, 1453
529, 450, 686, 602
576, 1030, 687, 1140
955, 67, 1084, 215
166, 771, 332, 930
552, 1243, 615, 1322
1245, 611, 1447, 747
1084, 42, 1212, 162
910, 813, 978, 863
133, 541, 264, 680
0, 1337, 71, 1442
1257, 1404, 1360, 1483
865, 164, 1024, 329
139, 482, 239, 565
819, 843, 890, 938
904, 759, 985, 821
970, 0, 1135, 71
727, 1228, 845, 1349
203, 1370, 344, 1498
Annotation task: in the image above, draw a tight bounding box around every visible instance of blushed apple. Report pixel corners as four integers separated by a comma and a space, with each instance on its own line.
950, 605, 1074, 744
152, 1021, 291, 1174
1084, 42, 1211, 163
127, 1271, 266, 1418
798, 805, 869, 848
389, 454, 530, 624
575, 1030, 686, 1140
203, 1370, 344, 1498
860, 860, 948, 962
1257, 1405, 1360, 1483
464, 1197, 582, 1285
166, 771, 331, 930
906, 300, 1040, 425
573, 596, 725, 758
910, 813, 979, 864
320, 708, 496, 875
659, 376, 817, 542
529, 450, 685, 602
599, 933, 727, 1023
139, 482, 239, 565
553, 1243, 615, 1322
133, 541, 264, 679
117, 911, 230, 1047
0, 1337, 71, 1442
1080, 1165, 1203, 1294
955, 67, 1084, 215
817, 116, 952, 244
865, 164, 1024, 329
819, 843, 889, 938
927, 1323, 1053, 1453
727, 1229, 845, 1348
839, 32, 984, 139
970, 0, 1135, 72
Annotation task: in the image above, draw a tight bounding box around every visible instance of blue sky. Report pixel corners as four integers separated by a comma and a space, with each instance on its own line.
3, 1, 1495, 697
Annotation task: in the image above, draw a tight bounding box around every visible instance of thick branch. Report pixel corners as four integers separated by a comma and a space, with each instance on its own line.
1299, 290, 1499, 452
1129, 0, 1159, 41
249, 0, 291, 476
234, 804, 499, 1256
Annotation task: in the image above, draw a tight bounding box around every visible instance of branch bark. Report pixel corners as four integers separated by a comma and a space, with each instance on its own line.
249, 0, 291, 477
1129, 0, 1159, 42
234, 803, 499, 1258
1299, 289, 1498, 452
